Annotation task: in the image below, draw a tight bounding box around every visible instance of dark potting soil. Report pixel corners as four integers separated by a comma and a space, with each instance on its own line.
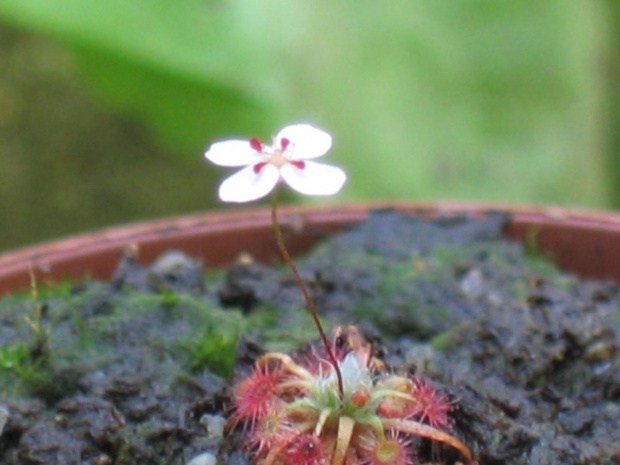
1, 210, 619, 465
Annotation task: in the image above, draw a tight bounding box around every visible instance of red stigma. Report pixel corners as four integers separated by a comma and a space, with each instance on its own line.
250, 138, 263, 152
253, 162, 267, 174
290, 160, 306, 170
280, 138, 291, 151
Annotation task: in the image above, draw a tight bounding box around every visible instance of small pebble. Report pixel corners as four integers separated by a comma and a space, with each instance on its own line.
0, 404, 9, 436
187, 452, 217, 465
402, 341, 435, 366
201, 413, 226, 438
460, 268, 484, 299
584, 340, 614, 363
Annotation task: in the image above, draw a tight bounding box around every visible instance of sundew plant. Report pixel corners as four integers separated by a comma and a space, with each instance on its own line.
204, 124, 475, 465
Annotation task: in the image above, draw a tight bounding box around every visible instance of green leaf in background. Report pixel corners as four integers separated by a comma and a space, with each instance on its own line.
0, 0, 612, 207
73, 46, 272, 151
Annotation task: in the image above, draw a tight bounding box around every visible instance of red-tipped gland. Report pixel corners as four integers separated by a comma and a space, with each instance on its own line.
280, 137, 291, 151
250, 138, 263, 152
376, 376, 414, 418
408, 378, 453, 431
360, 434, 414, 465
351, 388, 371, 407
229, 364, 283, 429
377, 398, 409, 418
285, 434, 330, 465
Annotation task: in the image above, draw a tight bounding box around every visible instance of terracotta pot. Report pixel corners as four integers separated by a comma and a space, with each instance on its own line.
1, 202, 620, 296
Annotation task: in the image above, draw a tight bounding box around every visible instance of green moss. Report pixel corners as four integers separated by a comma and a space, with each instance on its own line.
1, 274, 321, 393
0, 342, 40, 396
430, 331, 453, 352
184, 328, 238, 378
339, 246, 467, 337
303, 239, 577, 342
0, 341, 58, 399
177, 300, 245, 378
0, 343, 28, 369
36, 279, 76, 301
0, 282, 255, 395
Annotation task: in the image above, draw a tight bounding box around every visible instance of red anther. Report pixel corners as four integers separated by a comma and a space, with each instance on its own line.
290, 161, 306, 170
253, 162, 267, 174
250, 138, 263, 152
280, 137, 291, 151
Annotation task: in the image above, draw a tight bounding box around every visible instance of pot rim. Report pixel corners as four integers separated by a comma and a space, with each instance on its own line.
1, 201, 620, 296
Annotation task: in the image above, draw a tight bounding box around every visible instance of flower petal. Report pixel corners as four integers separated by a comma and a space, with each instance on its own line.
276, 124, 332, 160
205, 140, 261, 167
280, 161, 346, 196
218, 164, 280, 203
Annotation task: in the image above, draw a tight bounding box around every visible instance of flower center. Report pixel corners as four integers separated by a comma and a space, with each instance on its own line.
250, 137, 305, 174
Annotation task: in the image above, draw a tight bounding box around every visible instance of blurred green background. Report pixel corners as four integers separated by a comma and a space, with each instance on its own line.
0, 0, 619, 252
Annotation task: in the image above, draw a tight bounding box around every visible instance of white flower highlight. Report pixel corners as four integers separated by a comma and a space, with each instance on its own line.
205, 124, 346, 202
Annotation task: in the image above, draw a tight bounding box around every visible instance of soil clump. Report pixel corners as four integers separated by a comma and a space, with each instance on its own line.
0, 210, 619, 464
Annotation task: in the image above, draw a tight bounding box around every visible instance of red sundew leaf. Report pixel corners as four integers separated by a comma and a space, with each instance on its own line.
408, 378, 453, 431
229, 363, 285, 429
249, 412, 297, 456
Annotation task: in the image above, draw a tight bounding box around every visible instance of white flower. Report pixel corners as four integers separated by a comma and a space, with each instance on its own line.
204, 124, 347, 203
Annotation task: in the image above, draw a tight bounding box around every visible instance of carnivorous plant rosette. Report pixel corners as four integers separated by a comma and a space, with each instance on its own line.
204, 124, 346, 202
227, 326, 474, 465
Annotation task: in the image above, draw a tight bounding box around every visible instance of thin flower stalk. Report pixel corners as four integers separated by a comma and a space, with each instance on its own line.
271, 190, 344, 399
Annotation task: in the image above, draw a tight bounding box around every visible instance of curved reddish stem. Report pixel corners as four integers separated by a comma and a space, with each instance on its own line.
270, 191, 344, 400
381, 418, 474, 463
